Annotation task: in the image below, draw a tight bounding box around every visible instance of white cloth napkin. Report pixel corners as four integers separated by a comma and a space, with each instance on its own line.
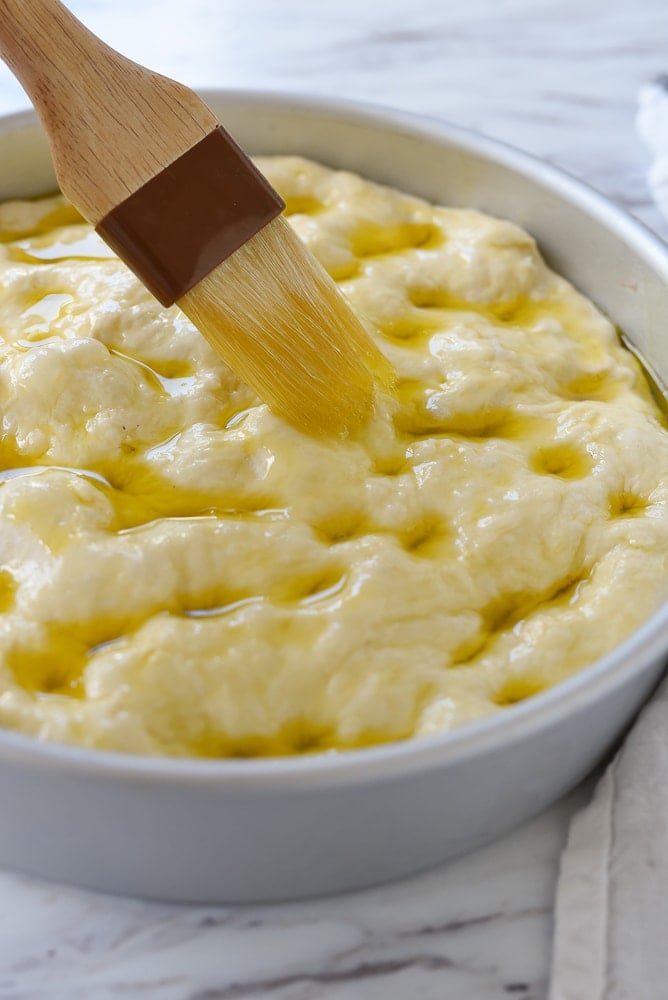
637, 77, 668, 222
549, 678, 668, 1000
550, 81, 668, 1000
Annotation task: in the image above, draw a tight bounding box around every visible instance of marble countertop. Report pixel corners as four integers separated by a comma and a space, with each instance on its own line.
0, 1, 666, 997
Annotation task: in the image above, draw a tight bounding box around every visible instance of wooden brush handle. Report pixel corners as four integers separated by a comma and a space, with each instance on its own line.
0, 0, 217, 222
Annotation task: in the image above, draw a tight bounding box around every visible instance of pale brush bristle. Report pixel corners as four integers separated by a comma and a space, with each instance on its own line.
178, 215, 394, 436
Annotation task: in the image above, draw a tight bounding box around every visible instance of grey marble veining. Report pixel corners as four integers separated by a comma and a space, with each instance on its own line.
0, 0, 665, 996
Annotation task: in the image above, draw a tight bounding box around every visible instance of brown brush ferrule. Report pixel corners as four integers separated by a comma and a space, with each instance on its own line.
96, 125, 285, 307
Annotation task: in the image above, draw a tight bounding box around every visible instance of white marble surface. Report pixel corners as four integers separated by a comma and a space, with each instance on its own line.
0, 782, 595, 1000
0, 1, 666, 997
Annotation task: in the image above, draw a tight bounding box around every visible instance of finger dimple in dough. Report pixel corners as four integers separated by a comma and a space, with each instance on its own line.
0, 156, 667, 757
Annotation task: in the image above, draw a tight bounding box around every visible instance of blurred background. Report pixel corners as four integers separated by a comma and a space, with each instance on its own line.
0, 0, 666, 237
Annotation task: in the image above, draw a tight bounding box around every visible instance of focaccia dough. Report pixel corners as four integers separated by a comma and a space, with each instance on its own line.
0, 158, 666, 756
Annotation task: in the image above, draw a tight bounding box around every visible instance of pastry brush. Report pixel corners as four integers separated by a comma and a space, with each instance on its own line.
0, 0, 393, 436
